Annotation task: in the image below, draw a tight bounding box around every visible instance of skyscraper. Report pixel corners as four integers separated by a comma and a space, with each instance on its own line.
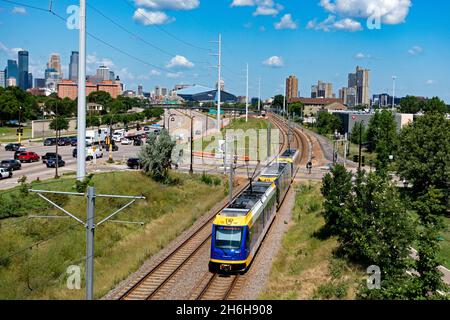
0, 70, 5, 88
96, 65, 110, 81
311, 81, 333, 98
34, 78, 46, 89
347, 66, 370, 106
138, 85, 143, 96
47, 54, 62, 77
69, 51, 79, 82
286, 75, 299, 101
28, 73, 33, 89
18, 51, 29, 90
6, 60, 18, 82
109, 71, 115, 81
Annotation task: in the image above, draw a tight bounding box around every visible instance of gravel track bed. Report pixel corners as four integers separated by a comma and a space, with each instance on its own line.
102, 179, 246, 300
232, 187, 296, 300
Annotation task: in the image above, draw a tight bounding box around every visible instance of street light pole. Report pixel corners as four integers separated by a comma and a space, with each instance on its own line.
190, 115, 194, 174
77, 0, 87, 181
245, 63, 249, 122
392, 76, 397, 109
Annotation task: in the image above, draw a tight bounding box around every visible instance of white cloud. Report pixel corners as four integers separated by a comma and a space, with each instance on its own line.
408, 45, 423, 56
166, 55, 194, 69
231, 0, 254, 6
87, 53, 115, 68
119, 68, 136, 80
263, 56, 284, 68
0, 42, 24, 58
355, 52, 372, 59
319, 0, 411, 25
150, 69, 161, 76
425, 80, 436, 85
274, 14, 298, 30
232, 0, 283, 16
12, 6, 26, 14
133, 8, 175, 25
307, 15, 362, 32
134, 0, 199, 10
167, 72, 184, 78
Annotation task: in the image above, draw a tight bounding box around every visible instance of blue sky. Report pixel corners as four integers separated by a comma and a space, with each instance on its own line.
0, 0, 449, 102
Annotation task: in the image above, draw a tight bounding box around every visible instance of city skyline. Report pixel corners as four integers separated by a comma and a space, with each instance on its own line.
0, 1, 449, 102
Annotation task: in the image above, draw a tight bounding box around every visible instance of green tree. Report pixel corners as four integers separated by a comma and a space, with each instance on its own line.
366, 110, 398, 173
272, 95, 284, 110
396, 112, 450, 199
320, 164, 353, 236
316, 112, 342, 135
424, 97, 448, 114
414, 187, 448, 296
139, 130, 176, 182
49, 116, 69, 134
399, 96, 422, 114
350, 122, 367, 145
338, 172, 415, 276
88, 91, 112, 110
288, 102, 304, 117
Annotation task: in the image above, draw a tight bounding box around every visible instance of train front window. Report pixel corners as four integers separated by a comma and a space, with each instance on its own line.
215, 227, 242, 250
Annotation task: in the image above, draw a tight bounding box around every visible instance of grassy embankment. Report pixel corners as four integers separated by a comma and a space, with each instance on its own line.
0, 126, 32, 143
260, 182, 364, 300
0, 171, 226, 299
199, 117, 269, 157
260, 183, 450, 299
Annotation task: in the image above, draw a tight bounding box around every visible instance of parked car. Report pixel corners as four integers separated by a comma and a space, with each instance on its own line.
112, 134, 123, 142
57, 137, 71, 146
143, 126, 150, 132
44, 138, 57, 146
46, 158, 65, 168
0, 167, 13, 180
42, 152, 62, 164
0, 159, 21, 171
133, 138, 143, 146
121, 138, 132, 145
127, 158, 142, 170
4, 143, 21, 151
17, 151, 40, 163
73, 147, 103, 160
69, 136, 77, 146
13, 148, 27, 159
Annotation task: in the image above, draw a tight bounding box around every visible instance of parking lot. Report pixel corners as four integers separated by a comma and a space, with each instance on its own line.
0, 142, 142, 190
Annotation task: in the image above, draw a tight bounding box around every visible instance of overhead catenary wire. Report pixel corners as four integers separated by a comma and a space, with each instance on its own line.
120, 0, 211, 52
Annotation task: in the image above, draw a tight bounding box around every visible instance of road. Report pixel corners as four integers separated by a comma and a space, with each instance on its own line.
0, 142, 142, 190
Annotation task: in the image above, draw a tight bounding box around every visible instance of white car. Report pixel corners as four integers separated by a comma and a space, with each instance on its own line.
121, 138, 132, 145
113, 134, 123, 142
86, 147, 103, 160
0, 168, 12, 180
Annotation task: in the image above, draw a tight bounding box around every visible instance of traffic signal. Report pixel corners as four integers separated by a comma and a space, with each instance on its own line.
16, 128, 24, 136
136, 123, 141, 131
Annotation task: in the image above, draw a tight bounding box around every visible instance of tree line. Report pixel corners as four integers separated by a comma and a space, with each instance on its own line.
320, 111, 450, 299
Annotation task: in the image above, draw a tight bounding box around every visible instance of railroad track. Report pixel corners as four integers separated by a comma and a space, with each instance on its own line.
118, 115, 293, 301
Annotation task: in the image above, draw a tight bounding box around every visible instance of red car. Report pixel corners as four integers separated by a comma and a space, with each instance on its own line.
17, 152, 40, 163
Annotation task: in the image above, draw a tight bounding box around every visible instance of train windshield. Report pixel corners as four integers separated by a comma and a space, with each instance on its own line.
215, 227, 242, 250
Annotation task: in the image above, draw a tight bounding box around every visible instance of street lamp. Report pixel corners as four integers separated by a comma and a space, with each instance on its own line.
167, 113, 176, 135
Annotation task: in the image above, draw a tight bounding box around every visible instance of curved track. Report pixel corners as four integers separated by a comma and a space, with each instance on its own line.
118, 114, 309, 300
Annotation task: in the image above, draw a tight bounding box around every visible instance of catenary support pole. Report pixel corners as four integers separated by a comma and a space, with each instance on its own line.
85, 186, 95, 300
217, 34, 222, 131
77, 0, 87, 181
246, 63, 249, 122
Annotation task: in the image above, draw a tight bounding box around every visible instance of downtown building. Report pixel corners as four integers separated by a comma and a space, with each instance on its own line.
311, 81, 334, 98
340, 66, 370, 107
286, 75, 299, 101
69, 51, 79, 82
57, 78, 122, 100
18, 51, 32, 90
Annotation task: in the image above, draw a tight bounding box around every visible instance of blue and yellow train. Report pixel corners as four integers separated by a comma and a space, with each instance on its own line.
209, 149, 299, 274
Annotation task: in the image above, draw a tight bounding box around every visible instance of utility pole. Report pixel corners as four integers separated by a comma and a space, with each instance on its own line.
29, 187, 145, 300
258, 77, 261, 113
246, 63, 249, 122
227, 135, 234, 204
210, 34, 222, 131
18, 106, 22, 144
392, 76, 397, 109
283, 78, 286, 116
358, 122, 363, 171
190, 115, 194, 174
77, 0, 87, 181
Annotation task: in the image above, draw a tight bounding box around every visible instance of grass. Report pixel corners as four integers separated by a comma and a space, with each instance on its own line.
0, 171, 226, 299
0, 126, 32, 143
198, 117, 269, 158
259, 183, 364, 300
438, 216, 450, 269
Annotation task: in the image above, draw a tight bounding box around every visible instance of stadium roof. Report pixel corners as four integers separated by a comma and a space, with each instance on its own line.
175, 84, 214, 95
176, 84, 237, 103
